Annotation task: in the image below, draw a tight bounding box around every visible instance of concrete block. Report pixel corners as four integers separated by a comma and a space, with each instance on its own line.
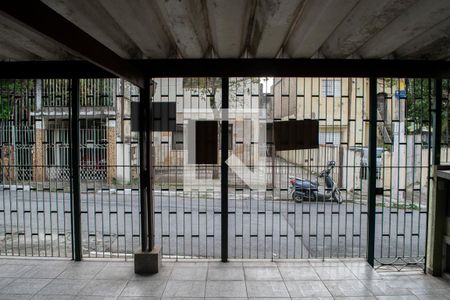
134, 245, 161, 274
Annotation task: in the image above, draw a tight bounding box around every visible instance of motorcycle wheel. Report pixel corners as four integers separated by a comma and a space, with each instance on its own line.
333, 190, 343, 204
292, 192, 303, 203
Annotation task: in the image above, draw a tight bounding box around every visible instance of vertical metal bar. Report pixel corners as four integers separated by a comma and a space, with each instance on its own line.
70, 78, 82, 261
433, 79, 442, 166
221, 77, 229, 262
367, 77, 377, 267
139, 79, 150, 252
147, 79, 155, 251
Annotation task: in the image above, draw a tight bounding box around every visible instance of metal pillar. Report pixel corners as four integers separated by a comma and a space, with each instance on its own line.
139, 79, 151, 252
367, 77, 377, 267
221, 77, 229, 262
432, 79, 442, 166
70, 78, 82, 261
135, 79, 160, 274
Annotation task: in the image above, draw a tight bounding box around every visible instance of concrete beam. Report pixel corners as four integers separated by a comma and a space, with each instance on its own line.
98, 0, 173, 58
155, 0, 210, 58
41, 0, 143, 59
206, 0, 253, 58
357, 0, 450, 58
320, 0, 418, 58
0, 0, 145, 87
285, 0, 359, 58
248, 0, 304, 58
0, 36, 41, 61
0, 15, 72, 60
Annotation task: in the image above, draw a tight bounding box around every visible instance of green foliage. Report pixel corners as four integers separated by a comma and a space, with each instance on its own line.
0, 80, 35, 120
405, 79, 449, 139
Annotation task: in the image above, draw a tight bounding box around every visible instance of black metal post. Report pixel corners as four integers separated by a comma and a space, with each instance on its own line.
221, 77, 229, 262
433, 79, 442, 166
147, 80, 155, 251
367, 77, 377, 267
139, 80, 150, 252
70, 78, 82, 261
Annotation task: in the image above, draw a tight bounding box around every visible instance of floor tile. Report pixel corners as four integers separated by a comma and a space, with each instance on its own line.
0, 279, 15, 290
285, 280, 331, 297
333, 297, 376, 300
205, 281, 247, 298
75, 296, 117, 300
291, 297, 333, 300
278, 266, 320, 280
313, 266, 357, 280
21, 264, 68, 279
95, 265, 135, 280
246, 281, 290, 298
416, 295, 450, 300
78, 279, 127, 297
37, 279, 88, 295
118, 297, 159, 300
244, 267, 283, 281
162, 280, 206, 298
120, 280, 167, 297
243, 261, 278, 267
57, 262, 106, 280
346, 265, 382, 280
376, 296, 419, 300
361, 279, 413, 296
0, 278, 51, 295
0, 294, 32, 300
208, 266, 245, 281
209, 261, 243, 268
323, 279, 373, 297
0, 264, 34, 278
131, 264, 173, 281
410, 288, 450, 296
31, 295, 75, 300
170, 266, 208, 280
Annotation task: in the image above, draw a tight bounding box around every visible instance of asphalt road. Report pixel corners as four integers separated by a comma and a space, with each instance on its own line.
0, 189, 426, 263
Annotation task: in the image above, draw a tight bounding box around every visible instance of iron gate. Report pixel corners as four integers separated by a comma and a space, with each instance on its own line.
0, 76, 446, 267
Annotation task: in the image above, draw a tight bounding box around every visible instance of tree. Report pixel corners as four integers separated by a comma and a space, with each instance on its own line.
0, 80, 34, 121
405, 79, 449, 142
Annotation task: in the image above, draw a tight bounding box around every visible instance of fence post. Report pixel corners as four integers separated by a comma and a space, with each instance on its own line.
70, 78, 82, 261
138, 80, 150, 252
135, 78, 160, 274
367, 77, 377, 267
221, 77, 229, 262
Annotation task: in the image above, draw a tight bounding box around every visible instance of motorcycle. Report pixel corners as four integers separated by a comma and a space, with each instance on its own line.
288, 161, 343, 203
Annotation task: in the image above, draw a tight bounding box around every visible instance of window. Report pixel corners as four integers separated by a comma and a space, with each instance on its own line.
171, 124, 183, 150
319, 131, 341, 145
321, 79, 341, 97
266, 123, 273, 145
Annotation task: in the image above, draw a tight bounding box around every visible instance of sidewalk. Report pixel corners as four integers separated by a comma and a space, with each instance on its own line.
0, 257, 448, 299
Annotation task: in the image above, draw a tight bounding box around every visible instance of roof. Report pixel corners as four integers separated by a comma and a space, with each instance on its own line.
1, 0, 450, 62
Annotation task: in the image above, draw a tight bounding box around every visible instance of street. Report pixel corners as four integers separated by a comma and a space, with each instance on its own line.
0, 188, 426, 264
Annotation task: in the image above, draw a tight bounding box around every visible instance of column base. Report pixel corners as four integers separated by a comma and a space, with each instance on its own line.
134, 245, 161, 274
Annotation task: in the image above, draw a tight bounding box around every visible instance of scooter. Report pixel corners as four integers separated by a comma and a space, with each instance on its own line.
288, 161, 343, 203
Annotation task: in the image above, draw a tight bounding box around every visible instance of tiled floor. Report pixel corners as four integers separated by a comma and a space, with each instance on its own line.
0, 257, 449, 299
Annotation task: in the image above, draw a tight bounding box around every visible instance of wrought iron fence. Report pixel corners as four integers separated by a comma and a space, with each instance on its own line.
0, 76, 441, 266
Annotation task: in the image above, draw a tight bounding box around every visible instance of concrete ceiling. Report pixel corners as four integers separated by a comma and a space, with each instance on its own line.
1, 0, 450, 61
